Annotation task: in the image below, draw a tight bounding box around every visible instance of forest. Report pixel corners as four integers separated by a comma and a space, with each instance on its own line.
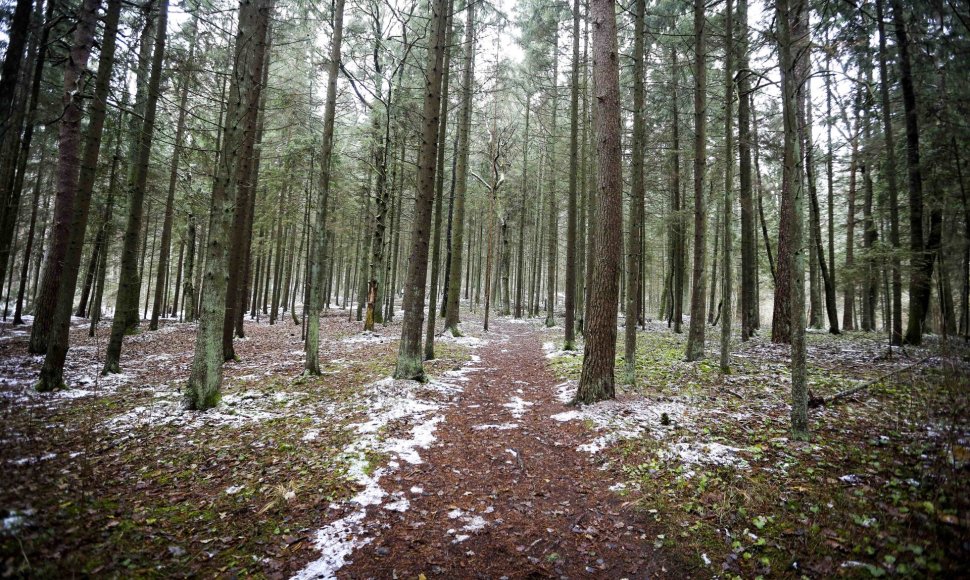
0, 0, 968, 576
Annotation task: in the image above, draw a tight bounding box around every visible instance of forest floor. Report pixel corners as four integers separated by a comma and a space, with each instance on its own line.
1, 305, 968, 578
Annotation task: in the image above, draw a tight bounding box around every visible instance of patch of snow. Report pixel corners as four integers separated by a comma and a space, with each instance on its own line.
437, 333, 488, 348
295, 362, 472, 579
551, 410, 581, 422
550, 395, 690, 454
462, 515, 487, 532
503, 396, 533, 419
542, 341, 579, 360
659, 442, 750, 475
341, 331, 391, 345
302, 429, 320, 442
472, 422, 519, 431
554, 381, 576, 404
225, 485, 243, 495
8, 452, 56, 466
383, 495, 410, 512
2, 509, 34, 533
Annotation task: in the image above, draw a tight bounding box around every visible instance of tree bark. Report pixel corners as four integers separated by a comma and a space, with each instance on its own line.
393, 0, 448, 381
303, 0, 344, 375
443, 0, 476, 335
685, 0, 708, 360
777, 0, 809, 437
36, 0, 123, 391
185, 0, 273, 406
893, 0, 934, 346
876, 0, 903, 345
425, 0, 454, 359
720, 0, 734, 373
623, 0, 645, 382
575, 0, 622, 404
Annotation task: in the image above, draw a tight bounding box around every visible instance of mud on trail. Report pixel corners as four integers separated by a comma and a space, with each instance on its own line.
331, 318, 664, 579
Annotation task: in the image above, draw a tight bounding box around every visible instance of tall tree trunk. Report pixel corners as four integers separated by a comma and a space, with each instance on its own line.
515, 94, 530, 319
443, 0, 475, 335
27, 0, 105, 355
13, 143, 47, 325
101, 4, 162, 368
875, 0, 903, 345
671, 48, 684, 334
575, 0, 621, 404
842, 93, 861, 331
425, 0, 454, 359
150, 16, 196, 330
737, 0, 755, 341
545, 34, 560, 329
0, 0, 50, 294
803, 71, 840, 334
303, 0, 343, 375
720, 0, 734, 372
227, 37, 271, 358
565, 0, 582, 348
392, 0, 448, 381
685, 0, 708, 360
893, 0, 933, 346
777, 0, 808, 437
623, 0, 645, 382
36, 0, 123, 390
185, 0, 272, 406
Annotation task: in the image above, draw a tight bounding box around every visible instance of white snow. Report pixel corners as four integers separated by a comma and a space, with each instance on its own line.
503, 396, 533, 419
340, 331, 391, 345
1, 509, 34, 533
225, 485, 244, 495
659, 442, 750, 475
472, 422, 519, 431
542, 341, 579, 360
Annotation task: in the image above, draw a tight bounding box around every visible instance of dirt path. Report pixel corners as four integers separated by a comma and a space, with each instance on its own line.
336, 318, 661, 578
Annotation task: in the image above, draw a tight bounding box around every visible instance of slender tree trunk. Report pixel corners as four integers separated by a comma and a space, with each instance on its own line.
803, 71, 840, 334
185, 0, 273, 407
685, 0, 709, 360
545, 36, 560, 329
893, 0, 933, 346
737, 0, 755, 341
304, 0, 344, 374
0, 0, 51, 297
575, 0, 622, 404
777, 0, 808, 437
720, 0, 734, 372
89, 129, 124, 334
565, 0, 582, 348
671, 48, 684, 334
515, 94, 530, 319
37, 0, 124, 391
151, 16, 196, 330
27, 0, 105, 355
13, 146, 47, 325
444, 0, 475, 335
101, 4, 162, 369
875, 0, 903, 345
425, 0, 454, 359
393, 0, 448, 381
623, 0, 645, 382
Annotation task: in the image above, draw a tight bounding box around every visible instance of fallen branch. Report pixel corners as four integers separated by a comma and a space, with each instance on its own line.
809, 355, 934, 408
